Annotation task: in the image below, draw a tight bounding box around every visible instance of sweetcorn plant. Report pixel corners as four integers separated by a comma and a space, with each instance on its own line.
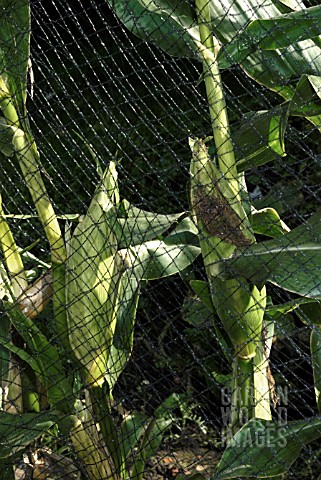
0, 2, 200, 479
109, 0, 321, 477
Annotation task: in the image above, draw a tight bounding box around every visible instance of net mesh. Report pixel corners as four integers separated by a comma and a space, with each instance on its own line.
1, 0, 321, 479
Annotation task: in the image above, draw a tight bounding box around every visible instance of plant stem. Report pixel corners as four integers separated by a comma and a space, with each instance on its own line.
11, 129, 66, 265
70, 415, 119, 480
0, 195, 27, 298
0, 93, 66, 266
195, 0, 239, 197
89, 385, 126, 480
52, 263, 74, 355
231, 357, 253, 435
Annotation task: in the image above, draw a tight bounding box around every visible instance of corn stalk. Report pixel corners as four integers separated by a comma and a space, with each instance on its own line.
192, 0, 271, 435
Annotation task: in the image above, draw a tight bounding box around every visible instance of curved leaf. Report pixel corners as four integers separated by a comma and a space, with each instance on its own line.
106, 0, 199, 58
266, 297, 318, 320
234, 109, 287, 173
124, 239, 200, 281
218, 210, 321, 297
118, 199, 184, 248
215, 417, 321, 478
289, 74, 321, 117
218, 5, 321, 67
4, 303, 73, 410
296, 301, 321, 327
0, 411, 56, 458
250, 208, 290, 238
120, 411, 149, 461
122, 218, 200, 280
311, 327, 321, 411
109, 0, 321, 102
106, 274, 140, 392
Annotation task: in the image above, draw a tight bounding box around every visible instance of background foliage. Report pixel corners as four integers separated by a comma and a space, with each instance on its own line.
1, 0, 321, 479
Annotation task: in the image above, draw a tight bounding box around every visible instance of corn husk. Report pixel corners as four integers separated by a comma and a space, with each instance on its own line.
212, 278, 266, 359
189, 137, 255, 249
189, 137, 266, 359
66, 161, 121, 386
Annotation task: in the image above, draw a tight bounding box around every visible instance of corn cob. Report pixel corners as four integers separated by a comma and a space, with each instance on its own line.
66, 161, 121, 387
189, 137, 266, 360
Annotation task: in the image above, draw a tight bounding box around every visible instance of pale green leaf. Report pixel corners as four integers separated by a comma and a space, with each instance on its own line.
118, 199, 184, 248
311, 328, 321, 411
0, 118, 14, 157
106, 0, 199, 58
106, 274, 140, 392
218, 210, 321, 297
234, 109, 288, 173
0, 411, 56, 458
66, 163, 120, 385
250, 208, 290, 238
215, 417, 321, 478
124, 239, 200, 281
218, 5, 321, 67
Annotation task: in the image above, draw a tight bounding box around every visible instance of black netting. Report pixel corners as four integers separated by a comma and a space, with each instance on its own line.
1, 1, 321, 479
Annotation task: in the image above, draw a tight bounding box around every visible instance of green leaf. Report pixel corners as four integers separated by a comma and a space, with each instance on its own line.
131, 394, 182, 480
266, 297, 319, 320
189, 279, 213, 312
118, 199, 184, 248
250, 208, 290, 238
296, 301, 321, 326
4, 303, 73, 411
109, 0, 321, 101
218, 210, 321, 297
163, 216, 199, 246
106, 274, 140, 392
214, 3, 321, 94
0, 315, 10, 402
123, 219, 200, 281
0, 118, 14, 157
289, 74, 321, 117
106, 0, 199, 58
182, 292, 212, 328
234, 109, 287, 173
0, 0, 30, 118
120, 411, 149, 461
189, 280, 233, 360
215, 417, 321, 478
0, 411, 56, 458
218, 5, 321, 67
311, 328, 321, 412
0, 338, 44, 379
66, 163, 120, 387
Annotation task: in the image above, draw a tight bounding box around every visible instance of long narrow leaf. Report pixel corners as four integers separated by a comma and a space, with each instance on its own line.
118, 199, 184, 248
218, 5, 321, 67
106, 274, 140, 392
0, 411, 56, 459
218, 210, 321, 297
4, 303, 73, 410
215, 417, 321, 478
